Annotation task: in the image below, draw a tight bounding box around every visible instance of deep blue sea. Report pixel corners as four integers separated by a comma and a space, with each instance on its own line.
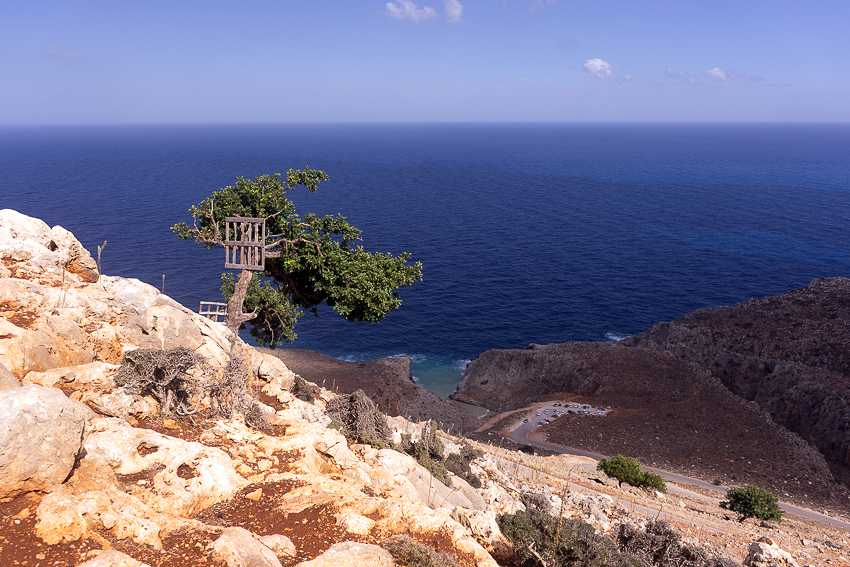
2, 123, 849, 397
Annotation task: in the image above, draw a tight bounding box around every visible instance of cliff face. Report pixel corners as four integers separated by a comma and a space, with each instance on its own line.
622, 277, 850, 486
452, 280, 850, 512
258, 348, 480, 432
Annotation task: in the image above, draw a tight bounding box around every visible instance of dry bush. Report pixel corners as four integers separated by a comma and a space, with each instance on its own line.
614, 520, 737, 567
326, 389, 393, 447
114, 347, 213, 415
382, 534, 458, 567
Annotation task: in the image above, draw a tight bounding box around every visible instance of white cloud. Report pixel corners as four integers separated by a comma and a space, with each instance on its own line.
583, 58, 613, 80
665, 66, 768, 86
443, 0, 463, 23
529, 0, 556, 13
385, 0, 438, 22
521, 77, 535, 84
47, 47, 87, 65
706, 67, 727, 81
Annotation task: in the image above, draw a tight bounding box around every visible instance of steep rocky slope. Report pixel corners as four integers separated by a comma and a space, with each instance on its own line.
621, 278, 850, 488
452, 342, 848, 515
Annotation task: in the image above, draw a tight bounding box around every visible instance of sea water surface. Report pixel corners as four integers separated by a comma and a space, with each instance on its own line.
2, 123, 849, 397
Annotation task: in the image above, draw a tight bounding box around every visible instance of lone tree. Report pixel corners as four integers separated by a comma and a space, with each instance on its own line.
172, 169, 422, 346
721, 485, 784, 523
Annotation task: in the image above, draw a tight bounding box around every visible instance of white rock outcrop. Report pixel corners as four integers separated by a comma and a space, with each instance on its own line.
744, 536, 800, 567
294, 541, 395, 567
212, 527, 283, 567
0, 384, 94, 498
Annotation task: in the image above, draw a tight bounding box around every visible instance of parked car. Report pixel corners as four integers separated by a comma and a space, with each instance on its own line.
523, 418, 529, 423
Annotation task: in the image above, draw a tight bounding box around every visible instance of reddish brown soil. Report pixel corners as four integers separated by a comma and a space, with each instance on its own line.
0, 409, 479, 567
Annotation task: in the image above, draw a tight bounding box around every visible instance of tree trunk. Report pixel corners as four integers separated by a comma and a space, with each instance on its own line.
226, 269, 257, 337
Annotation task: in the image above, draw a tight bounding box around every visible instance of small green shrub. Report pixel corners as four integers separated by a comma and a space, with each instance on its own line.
382, 534, 458, 567
444, 441, 483, 489
721, 485, 784, 523
398, 421, 454, 487
291, 375, 315, 403
713, 479, 722, 486
597, 455, 667, 492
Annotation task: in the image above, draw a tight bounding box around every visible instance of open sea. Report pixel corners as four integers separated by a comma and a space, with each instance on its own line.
2, 123, 849, 397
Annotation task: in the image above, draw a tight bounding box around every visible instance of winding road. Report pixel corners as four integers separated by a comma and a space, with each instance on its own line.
508, 406, 850, 530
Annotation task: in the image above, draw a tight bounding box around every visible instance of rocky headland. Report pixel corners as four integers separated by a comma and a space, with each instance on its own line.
1, 208, 846, 567
452, 280, 850, 518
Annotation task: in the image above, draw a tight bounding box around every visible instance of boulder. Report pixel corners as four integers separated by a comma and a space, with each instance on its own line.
83, 417, 249, 516
212, 527, 282, 567
743, 536, 800, 567
372, 448, 486, 511
77, 550, 150, 567
22, 361, 120, 389
255, 534, 297, 559
0, 385, 94, 498
294, 541, 394, 567
0, 360, 20, 390
0, 209, 97, 284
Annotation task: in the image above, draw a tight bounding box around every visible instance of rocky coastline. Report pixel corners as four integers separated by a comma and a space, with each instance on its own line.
1, 208, 846, 567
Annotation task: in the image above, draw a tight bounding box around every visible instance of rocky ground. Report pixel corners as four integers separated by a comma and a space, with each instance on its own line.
0, 208, 840, 567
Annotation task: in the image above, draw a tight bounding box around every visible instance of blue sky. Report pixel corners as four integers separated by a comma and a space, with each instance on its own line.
2, 0, 848, 123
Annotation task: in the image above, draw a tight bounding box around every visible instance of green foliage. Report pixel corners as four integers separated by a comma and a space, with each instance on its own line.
382, 534, 458, 567
399, 421, 453, 487
444, 442, 483, 489
597, 455, 667, 492
615, 520, 737, 567
326, 390, 393, 448
291, 375, 315, 404
498, 509, 641, 567
721, 485, 784, 522
173, 171, 423, 347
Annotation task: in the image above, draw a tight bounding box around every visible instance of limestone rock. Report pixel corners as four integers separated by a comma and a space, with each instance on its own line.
254, 351, 296, 391
83, 417, 249, 516
0, 209, 97, 284
0, 385, 94, 498
294, 541, 394, 567
35, 486, 164, 548
256, 534, 297, 559
0, 360, 20, 390
212, 527, 283, 567
22, 361, 120, 389
77, 550, 150, 567
743, 536, 800, 567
